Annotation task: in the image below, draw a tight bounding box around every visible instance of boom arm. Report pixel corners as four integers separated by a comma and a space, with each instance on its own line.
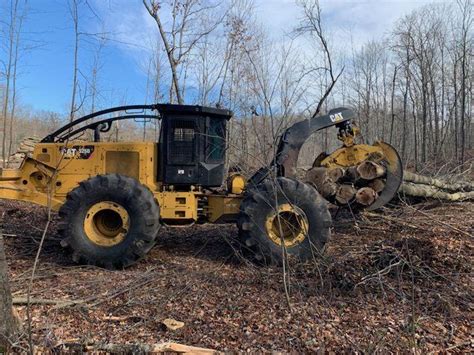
249, 107, 355, 185
275, 107, 355, 176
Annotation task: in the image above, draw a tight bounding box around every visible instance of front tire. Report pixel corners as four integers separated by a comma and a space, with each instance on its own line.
58, 174, 160, 268
237, 177, 331, 264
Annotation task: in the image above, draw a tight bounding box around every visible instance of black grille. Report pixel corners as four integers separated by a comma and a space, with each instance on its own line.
170, 121, 195, 164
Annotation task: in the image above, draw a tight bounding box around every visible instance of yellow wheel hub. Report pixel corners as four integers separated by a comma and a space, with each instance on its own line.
84, 201, 130, 246
265, 203, 309, 247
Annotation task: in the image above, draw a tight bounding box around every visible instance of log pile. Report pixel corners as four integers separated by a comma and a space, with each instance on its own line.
6, 136, 40, 168
304, 162, 388, 208
305, 163, 474, 207
399, 171, 474, 201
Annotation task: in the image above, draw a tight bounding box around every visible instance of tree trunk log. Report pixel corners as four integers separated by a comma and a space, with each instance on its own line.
345, 166, 360, 181
403, 171, 474, 192
356, 187, 378, 206
55, 342, 217, 354
368, 178, 386, 193
12, 297, 82, 307
304, 165, 474, 204
305, 167, 338, 199
0, 235, 17, 351
326, 167, 345, 183
400, 182, 474, 201
336, 184, 357, 204
356, 161, 386, 180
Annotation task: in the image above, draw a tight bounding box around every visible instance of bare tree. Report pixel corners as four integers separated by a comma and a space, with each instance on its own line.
68, 0, 80, 122
1, 0, 26, 167
88, 36, 106, 114
66, 0, 106, 121
457, 0, 472, 165
296, 0, 344, 118
143, 0, 227, 104
6, 1, 27, 160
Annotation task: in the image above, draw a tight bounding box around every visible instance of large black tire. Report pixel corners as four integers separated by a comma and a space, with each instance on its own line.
237, 177, 331, 265
58, 174, 160, 269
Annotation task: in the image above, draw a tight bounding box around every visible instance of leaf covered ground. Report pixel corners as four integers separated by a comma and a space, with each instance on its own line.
2, 200, 473, 352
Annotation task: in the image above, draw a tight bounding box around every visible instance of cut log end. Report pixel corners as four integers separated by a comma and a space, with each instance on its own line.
320, 181, 338, 199
355, 187, 378, 206
336, 184, 357, 204
368, 178, 386, 193
305, 167, 338, 199
326, 167, 345, 183
357, 161, 386, 180
305, 167, 328, 187
345, 166, 360, 181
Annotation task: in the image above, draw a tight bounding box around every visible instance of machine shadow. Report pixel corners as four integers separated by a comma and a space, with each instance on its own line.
154, 224, 245, 265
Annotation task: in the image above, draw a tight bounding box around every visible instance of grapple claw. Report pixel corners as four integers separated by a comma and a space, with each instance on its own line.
366, 141, 403, 211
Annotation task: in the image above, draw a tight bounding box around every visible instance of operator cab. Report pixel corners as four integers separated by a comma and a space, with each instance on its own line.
157, 104, 232, 188
40, 103, 233, 189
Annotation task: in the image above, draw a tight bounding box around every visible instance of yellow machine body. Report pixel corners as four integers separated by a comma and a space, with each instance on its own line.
226, 173, 246, 194
0, 141, 242, 225
0, 104, 403, 268
320, 143, 385, 168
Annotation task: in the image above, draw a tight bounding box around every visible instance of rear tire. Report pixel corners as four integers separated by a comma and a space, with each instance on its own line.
237, 177, 331, 265
58, 174, 160, 269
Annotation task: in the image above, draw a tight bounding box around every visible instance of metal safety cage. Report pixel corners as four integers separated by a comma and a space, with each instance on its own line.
41, 104, 162, 143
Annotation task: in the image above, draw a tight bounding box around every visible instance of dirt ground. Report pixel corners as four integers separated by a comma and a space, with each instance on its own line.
2, 200, 473, 352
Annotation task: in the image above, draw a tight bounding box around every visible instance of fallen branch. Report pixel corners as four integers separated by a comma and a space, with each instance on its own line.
355, 260, 404, 288
362, 212, 425, 231
12, 297, 83, 307
53, 341, 218, 354
404, 204, 473, 238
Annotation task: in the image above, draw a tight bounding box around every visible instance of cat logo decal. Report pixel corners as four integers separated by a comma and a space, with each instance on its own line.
329, 112, 344, 122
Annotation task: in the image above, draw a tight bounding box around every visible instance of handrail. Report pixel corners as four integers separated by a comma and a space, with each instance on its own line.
41, 104, 159, 142
56, 114, 161, 142
41, 103, 233, 143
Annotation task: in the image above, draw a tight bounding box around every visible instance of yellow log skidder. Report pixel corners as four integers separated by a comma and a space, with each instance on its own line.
0, 104, 402, 268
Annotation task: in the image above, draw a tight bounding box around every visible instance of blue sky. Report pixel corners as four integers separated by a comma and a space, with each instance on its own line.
3, 0, 433, 114
6, 0, 148, 113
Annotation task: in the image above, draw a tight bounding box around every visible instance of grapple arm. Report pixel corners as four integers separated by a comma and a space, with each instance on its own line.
249, 108, 355, 185
274, 107, 355, 177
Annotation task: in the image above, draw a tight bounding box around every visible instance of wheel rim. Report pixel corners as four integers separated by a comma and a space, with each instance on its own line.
265, 203, 309, 247
84, 201, 130, 246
